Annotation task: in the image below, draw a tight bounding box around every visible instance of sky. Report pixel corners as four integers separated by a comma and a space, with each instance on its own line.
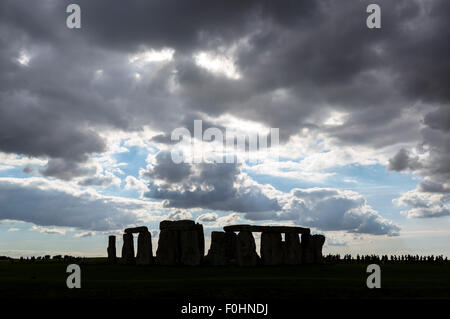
1, 0, 450, 258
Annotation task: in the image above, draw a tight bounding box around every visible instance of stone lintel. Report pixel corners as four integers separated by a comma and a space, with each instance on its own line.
160, 219, 197, 231
124, 226, 149, 234
223, 224, 310, 234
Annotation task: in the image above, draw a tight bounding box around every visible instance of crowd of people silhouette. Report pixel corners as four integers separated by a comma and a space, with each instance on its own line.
324, 254, 448, 264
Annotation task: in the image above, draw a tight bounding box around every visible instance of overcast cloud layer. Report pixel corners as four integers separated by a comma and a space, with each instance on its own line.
1, 0, 449, 239
0, 178, 145, 230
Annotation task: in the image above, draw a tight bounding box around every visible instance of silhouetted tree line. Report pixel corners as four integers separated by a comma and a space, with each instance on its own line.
324, 254, 448, 264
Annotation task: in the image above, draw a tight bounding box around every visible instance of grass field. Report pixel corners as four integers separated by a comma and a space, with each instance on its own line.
1, 260, 449, 299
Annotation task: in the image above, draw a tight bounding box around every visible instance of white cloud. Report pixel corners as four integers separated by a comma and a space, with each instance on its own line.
323, 111, 348, 126
31, 225, 68, 235
217, 213, 241, 226
16, 50, 30, 66
245, 187, 400, 236
124, 175, 148, 192
74, 231, 95, 238
0, 177, 161, 231
0, 153, 46, 171
196, 212, 219, 223
167, 210, 192, 220
129, 48, 175, 64
394, 189, 450, 218
194, 51, 241, 79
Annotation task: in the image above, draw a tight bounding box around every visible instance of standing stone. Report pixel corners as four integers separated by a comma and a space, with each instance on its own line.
156, 229, 179, 265
284, 232, 302, 265
107, 235, 117, 263
301, 233, 314, 264
121, 233, 135, 264
236, 231, 260, 267
206, 231, 227, 265
224, 225, 310, 234
261, 232, 284, 265
156, 220, 205, 266
224, 231, 237, 264
180, 229, 201, 266
207, 230, 237, 266
136, 231, 153, 265
196, 223, 205, 260
311, 234, 325, 263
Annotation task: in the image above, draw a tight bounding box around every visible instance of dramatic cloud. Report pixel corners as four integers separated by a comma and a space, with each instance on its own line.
0, 178, 147, 231
424, 106, 450, 132
144, 152, 280, 213
143, 151, 191, 183
144, 151, 399, 235
1, 0, 449, 242
245, 188, 400, 236
419, 179, 450, 194
288, 189, 400, 236
389, 113, 450, 218
388, 148, 421, 172
2, 0, 449, 167
39, 159, 97, 181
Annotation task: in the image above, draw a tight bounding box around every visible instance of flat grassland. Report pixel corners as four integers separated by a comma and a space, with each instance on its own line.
1, 260, 449, 299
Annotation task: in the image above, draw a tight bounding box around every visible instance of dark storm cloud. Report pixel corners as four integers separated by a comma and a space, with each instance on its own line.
22, 164, 35, 174
387, 148, 421, 172
39, 158, 96, 181
143, 151, 191, 183
424, 106, 450, 133
0, 91, 106, 161
144, 151, 399, 235
144, 153, 280, 212
418, 179, 450, 194
1, 0, 449, 162
150, 134, 178, 145
0, 178, 142, 231
118, 0, 448, 146
389, 121, 450, 191
390, 124, 450, 218
1, 0, 450, 223
382, 0, 450, 220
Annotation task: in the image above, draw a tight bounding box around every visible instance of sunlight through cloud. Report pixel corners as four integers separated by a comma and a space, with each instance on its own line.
194, 51, 241, 80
